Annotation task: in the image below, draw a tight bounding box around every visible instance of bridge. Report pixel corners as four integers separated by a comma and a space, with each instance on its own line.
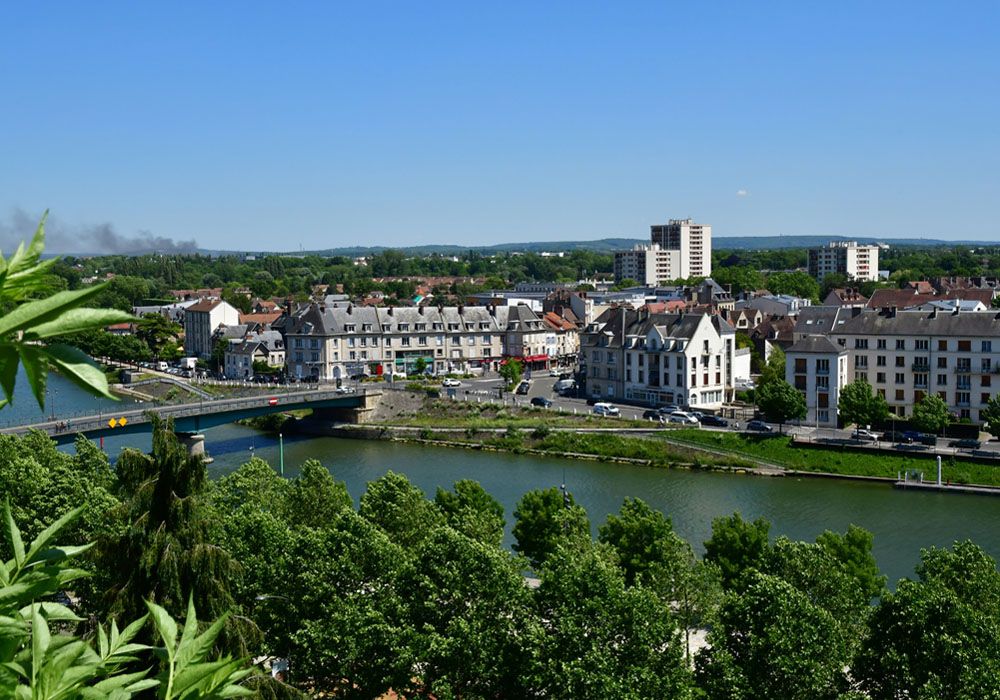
0, 387, 380, 454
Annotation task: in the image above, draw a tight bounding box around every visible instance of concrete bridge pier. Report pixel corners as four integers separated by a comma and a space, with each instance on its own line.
176, 432, 213, 463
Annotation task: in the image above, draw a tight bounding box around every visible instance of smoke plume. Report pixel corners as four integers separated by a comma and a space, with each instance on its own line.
0, 208, 199, 255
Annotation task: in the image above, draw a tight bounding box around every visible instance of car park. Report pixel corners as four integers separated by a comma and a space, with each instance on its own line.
699, 414, 729, 427
746, 420, 774, 432
668, 411, 699, 425
949, 438, 982, 450
530, 396, 553, 408
851, 429, 881, 442
592, 402, 620, 417
442, 378, 462, 387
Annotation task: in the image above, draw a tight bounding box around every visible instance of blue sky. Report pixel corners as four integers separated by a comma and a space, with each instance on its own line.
1, 2, 998, 252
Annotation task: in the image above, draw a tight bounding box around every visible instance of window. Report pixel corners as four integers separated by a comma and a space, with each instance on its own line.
638, 370, 644, 383
854, 339, 869, 349
937, 357, 947, 368
983, 393, 992, 404
914, 373, 928, 387
818, 392, 829, 408
956, 392, 970, 406
937, 374, 947, 386
958, 340, 971, 352
984, 375, 992, 387
983, 359, 992, 372
817, 409, 829, 422
607, 352, 615, 363
916, 339, 929, 350
877, 339, 887, 349
419, 336, 428, 346
876, 356, 886, 367
938, 340, 948, 351
795, 358, 807, 372
816, 359, 830, 374
876, 372, 886, 383
856, 355, 868, 368
895, 356, 905, 367
817, 375, 829, 389
795, 375, 807, 390
626, 369, 632, 382
401, 337, 411, 347
626, 354, 632, 366
896, 339, 905, 350
855, 372, 867, 382
983, 341, 993, 352
895, 389, 905, 401
895, 373, 905, 384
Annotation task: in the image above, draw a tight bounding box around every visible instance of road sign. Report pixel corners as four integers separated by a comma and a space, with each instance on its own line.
119, 417, 127, 427
268, 397, 279, 406
108, 417, 128, 428
108, 418, 117, 428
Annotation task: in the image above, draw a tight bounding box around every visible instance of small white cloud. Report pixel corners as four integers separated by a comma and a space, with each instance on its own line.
736, 189, 749, 197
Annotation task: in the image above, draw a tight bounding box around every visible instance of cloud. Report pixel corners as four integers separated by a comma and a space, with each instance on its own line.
736, 189, 749, 197
0, 208, 199, 255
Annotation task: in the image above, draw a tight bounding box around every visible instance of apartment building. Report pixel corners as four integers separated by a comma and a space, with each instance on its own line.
283, 304, 508, 381
807, 241, 880, 282
785, 335, 850, 427
183, 299, 241, 358
580, 308, 736, 410
614, 218, 712, 285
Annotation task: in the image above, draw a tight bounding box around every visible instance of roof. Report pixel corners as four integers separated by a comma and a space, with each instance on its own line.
835, 309, 1000, 336
186, 299, 224, 313
583, 309, 733, 350
794, 306, 853, 336
239, 311, 283, 326
787, 335, 845, 354
867, 288, 994, 310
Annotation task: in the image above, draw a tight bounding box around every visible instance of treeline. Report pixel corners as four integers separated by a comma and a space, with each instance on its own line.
3, 423, 999, 698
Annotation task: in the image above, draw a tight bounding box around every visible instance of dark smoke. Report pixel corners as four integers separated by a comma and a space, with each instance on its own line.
0, 208, 199, 255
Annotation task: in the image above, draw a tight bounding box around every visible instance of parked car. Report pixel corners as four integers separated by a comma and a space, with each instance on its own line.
949, 438, 982, 450
904, 431, 937, 446
882, 430, 912, 443
530, 396, 553, 408
699, 414, 729, 427
592, 402, 620, 417
334, 386, 357, 394
516, 380, 531, 395
851, 429, 881, 442
642, 409, 662, 420
657, 405, 680, 415
442, 378, 462, 387
668, 411, 699, 425
548, 368, 561, 377
746, 420, 774, 432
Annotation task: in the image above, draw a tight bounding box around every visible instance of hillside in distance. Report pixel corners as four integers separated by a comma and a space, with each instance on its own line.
297, 234, 998, 257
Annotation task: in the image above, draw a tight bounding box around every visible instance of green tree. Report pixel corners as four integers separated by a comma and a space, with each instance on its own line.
765, 270, 821, 301
287, 459, 352, 529
499, 358, 523, 390
981, 394, 1000, 436
434, 479, 505, 547
136, 312, 182, 359
755, 378, 806, 432
399, 527, 534, 698
512, 487, 590, 570
854, 541, 1000, 699
525, 544, 694, 699
815, 524, 886, 601
0, 215, 132, 410
413, 356, 428, 375
703, 512, 771, 591
911, 394, 951, 434
645, 548, 723, 662
598, 497, 688, 586
838, 379, 889, 428
819, 272, 850, 299
758, 346, 786, 387
695, 572, 850, 700
97, 417, 245, 651
358, 470, 443, 549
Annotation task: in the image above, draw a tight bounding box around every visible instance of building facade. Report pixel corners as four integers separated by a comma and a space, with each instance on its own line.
614, 218, 712, 285
808, 241, 880, 282
785, 335, 850, 427
183, 299, 241, 358
580, 308, 736, 410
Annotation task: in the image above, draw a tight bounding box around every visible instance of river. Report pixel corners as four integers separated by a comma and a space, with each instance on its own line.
8, 371, 1000, 585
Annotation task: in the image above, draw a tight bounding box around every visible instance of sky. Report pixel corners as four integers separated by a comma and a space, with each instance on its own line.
1, 2, 998, 252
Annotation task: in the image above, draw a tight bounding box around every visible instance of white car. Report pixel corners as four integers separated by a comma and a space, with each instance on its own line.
668, 411, 699, 425
851, 428, 880, 442
442, 378, 462, 387
592, 402, 620, 417
548, 369, 561, 377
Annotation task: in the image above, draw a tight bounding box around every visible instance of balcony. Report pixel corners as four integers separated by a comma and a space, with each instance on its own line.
954, 365, 973, 374
911, 362, 930, 372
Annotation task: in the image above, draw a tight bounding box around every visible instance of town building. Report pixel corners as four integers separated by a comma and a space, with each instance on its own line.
223, 331, 286, 379
807, 241, 880, 282
614, 218, 712, 285
183, 299, 241, 358
580, 308, 736, 410
822, 288, 869, 308
785, 335, 850, 427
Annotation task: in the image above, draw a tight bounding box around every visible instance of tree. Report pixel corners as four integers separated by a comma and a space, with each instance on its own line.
97, 417, 245, 652
819, 272, 850, 299
758, 346, 786, 387
695, 572, 851, 700
512, 487, 590, 570
358, 470, 443, 549
854, 541, 1000, 699
434, 479, 506, 547
598, 497, 688, 586
499, 358, 523, 390
413, 356, 428, 375
838, 379, 889, 428
911, 394, 951, 434
136, 312, 182, 359
755, 379, 806, 432
981, 394, 1000, 437
703, 512, 771, 590
765, 270, 821, 302
713, 265, 765, 296
287, 459, 352, 529
526, 544, 694, 699
0, 214, 132, 410
645, 548, 723, 662
399, 527, 534, 698
611, 277, 640, 291
815, 524, 886, 601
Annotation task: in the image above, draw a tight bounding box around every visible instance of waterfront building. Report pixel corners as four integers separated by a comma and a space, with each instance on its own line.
183, 299, 241, 358
807, 241, 880, 282
580, 308, 736, 409
785, 335, 849, 427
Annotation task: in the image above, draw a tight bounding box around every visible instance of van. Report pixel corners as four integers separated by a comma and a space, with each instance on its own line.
553, 378, 576, 393
156, 361, 169, 372
592, 402, 620, 417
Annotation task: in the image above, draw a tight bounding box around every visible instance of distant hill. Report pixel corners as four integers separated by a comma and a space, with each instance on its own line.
294, 234, 998, 257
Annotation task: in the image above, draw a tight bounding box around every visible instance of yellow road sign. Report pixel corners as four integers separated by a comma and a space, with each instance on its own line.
108, 418, 117, 428
119, 417, 127, 427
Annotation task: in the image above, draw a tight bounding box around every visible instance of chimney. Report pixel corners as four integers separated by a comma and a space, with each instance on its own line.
458, 305, 465, 314
347, 304, 353, 315
419, 305, 425, 315
387, 306, 393, 316
930, 307, 937, 318
953, 305, 961, 316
